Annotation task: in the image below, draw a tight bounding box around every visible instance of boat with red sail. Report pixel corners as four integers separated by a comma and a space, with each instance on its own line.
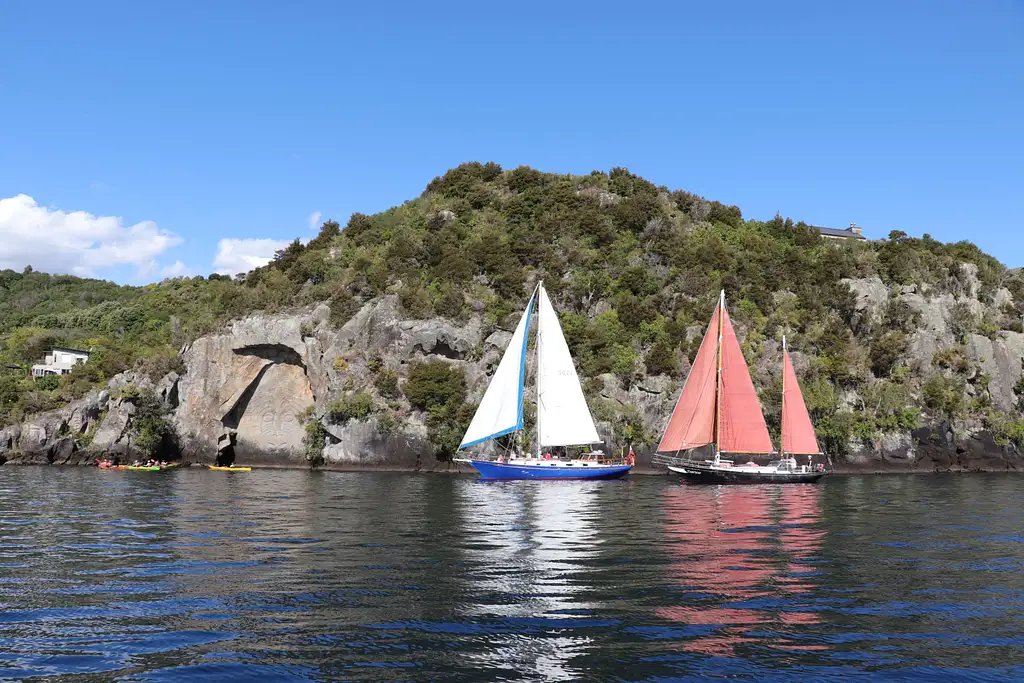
652, 290, 827, 484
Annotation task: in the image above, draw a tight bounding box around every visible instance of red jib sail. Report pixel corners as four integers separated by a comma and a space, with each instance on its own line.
782, 349, 820, 455
656, 306, 719, 453
718, 307, 775, 454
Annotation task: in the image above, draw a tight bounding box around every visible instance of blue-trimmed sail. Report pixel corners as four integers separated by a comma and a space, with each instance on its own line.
459, 295, 535, 448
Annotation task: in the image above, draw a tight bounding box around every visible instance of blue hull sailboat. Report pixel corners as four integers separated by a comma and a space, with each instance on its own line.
454, 282, 631, 481
468, 459, 631, 480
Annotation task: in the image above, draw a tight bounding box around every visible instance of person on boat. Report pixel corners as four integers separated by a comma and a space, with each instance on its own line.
543, 452, 552, 460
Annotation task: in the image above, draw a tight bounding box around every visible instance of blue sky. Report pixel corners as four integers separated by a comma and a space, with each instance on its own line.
1, 0, 1021, 283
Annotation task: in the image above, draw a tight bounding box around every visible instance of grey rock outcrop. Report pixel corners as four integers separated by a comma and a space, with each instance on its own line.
965, 332, 1024, 412
842, 276, 888, 321
320, 417, 442, 471
88, 371, 166, 459
0, 391, 108, 465
175, 312, 318, 465
172, 298, 483, 467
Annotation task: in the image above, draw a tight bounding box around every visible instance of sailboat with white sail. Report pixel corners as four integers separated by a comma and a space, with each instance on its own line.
652, 290, 827, 484
454, 282, 632, 480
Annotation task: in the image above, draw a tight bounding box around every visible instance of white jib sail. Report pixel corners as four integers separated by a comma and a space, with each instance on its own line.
536, 285, 601, 448
459, 294, 535, 448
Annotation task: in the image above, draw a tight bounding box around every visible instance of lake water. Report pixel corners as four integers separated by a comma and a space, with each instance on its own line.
0, 469, 1022, 682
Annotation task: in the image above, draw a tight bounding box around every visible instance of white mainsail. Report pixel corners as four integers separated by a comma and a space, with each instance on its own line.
459, 294, 535, 448
536, 284, 601, 448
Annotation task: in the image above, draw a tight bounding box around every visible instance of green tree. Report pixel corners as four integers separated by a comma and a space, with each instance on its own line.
869, 332, 906, 378
922, 374, 965, 420
404, 361, 466, 410
404, 361, 470, 460
645, 341, 678, 376
126, 387, 175, 458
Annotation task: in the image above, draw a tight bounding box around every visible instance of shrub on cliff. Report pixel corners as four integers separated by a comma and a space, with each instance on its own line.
403, 360, 470, 459
645, 341, 678, 377
297, 407, 326, 468
869, 332, 906, 378
922, 374, 965, 420
134, 348, 186, 381
125, 386, 175, 458
34, 374, 59, 391
404, 361, 466, 410
373, 369, 400, 399
326, 392, 374, 424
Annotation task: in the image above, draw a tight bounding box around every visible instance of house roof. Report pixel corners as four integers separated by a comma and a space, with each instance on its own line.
50, 347, 91, 355
813, 226, 867, 240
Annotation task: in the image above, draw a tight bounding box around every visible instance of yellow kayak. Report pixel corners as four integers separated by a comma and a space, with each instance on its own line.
207, 465, 251, 472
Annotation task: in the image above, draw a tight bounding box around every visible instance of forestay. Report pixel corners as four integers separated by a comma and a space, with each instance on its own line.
536, 285, 601, 448
459, 295, 535, 448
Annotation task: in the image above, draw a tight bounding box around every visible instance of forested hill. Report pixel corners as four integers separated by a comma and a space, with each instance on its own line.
3, 163, 1024, 457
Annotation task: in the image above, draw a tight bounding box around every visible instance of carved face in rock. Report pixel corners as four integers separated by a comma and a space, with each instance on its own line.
234, 364, 314, 453
27, 424, 47, 446
260, 401, 301, 451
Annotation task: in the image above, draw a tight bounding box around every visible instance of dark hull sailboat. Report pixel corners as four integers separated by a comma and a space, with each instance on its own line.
667, 463, 825, 484
654, 292, 827, 485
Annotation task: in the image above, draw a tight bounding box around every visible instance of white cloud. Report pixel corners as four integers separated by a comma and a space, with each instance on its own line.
308, 211, 322, 231
213, 238, 291, 276
0, 194, 181, 277
160, 260, 198, 279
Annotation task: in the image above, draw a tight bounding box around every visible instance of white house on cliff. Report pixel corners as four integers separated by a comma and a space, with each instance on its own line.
32, 348, 90, 377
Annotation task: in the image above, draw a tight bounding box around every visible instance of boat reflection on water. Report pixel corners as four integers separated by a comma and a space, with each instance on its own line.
776, 485, 828, 630
659, 484, 825, 655
453, 480, 603, 681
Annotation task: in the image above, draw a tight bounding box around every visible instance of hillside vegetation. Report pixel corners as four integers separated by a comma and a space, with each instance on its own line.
2, 163, 1023, 457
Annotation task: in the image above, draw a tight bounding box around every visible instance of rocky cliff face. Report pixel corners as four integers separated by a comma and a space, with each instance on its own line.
3, 263, 1024, 472
173, 296, 484, 471
0, 391, 107, 465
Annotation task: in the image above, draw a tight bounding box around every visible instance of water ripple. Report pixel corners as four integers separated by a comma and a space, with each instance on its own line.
0, 469, 1021, 680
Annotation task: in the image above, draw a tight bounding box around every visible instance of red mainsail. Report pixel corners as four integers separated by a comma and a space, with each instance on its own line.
656, 306, 719, 453
782, 349, 820, 454
657, 297, 774, 455
718, 307, 775, 454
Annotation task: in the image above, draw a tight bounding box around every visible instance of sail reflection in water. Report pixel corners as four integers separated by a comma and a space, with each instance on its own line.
659, 484, 824, 655
453, 480, 603, 681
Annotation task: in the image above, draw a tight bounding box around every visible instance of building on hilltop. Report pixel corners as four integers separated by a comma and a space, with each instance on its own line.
814, 223, 867, 241
31, 348, 91, 377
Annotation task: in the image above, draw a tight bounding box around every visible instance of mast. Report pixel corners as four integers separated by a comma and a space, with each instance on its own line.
781, 335, 787, 460
536, 281, 543, 459
714, 289, 725, 463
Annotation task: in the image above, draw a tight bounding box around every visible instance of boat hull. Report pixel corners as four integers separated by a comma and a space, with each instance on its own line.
207, 465, 251, 472
667, 464, 825, 484
464, 459, 631, 481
